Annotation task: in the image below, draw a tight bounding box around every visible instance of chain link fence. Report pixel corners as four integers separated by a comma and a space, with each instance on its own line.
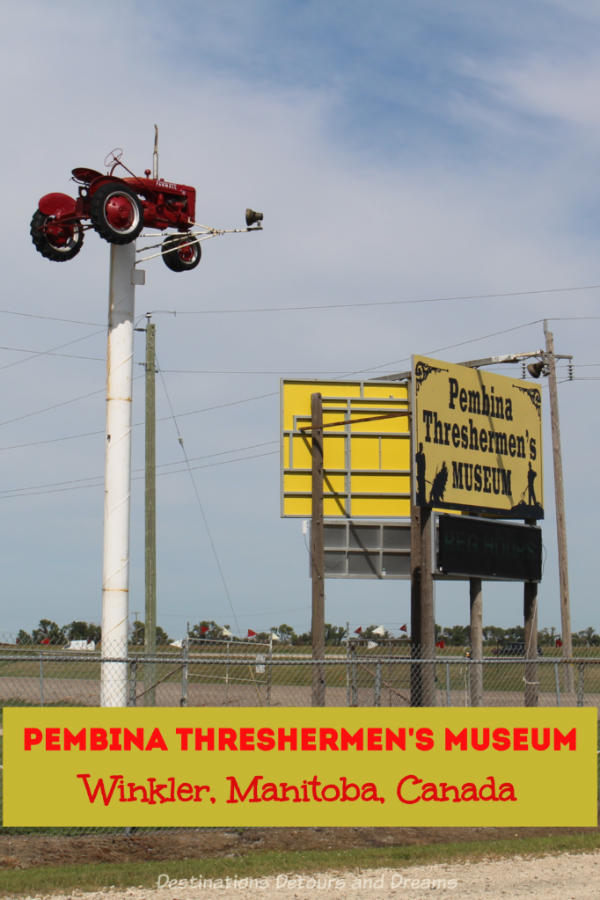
1, 639, 599, 710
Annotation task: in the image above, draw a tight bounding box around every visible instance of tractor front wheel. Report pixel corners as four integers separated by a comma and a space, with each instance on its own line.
30, 210, 84, 262
90, 183, 144, 244
162, 234, 202, 272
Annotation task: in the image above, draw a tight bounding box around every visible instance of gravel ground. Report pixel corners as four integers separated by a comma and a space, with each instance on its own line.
7, 851, 600, 900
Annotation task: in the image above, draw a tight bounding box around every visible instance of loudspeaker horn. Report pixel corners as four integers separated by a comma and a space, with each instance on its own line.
245, 208, 263, 227
527, 360, 545, 378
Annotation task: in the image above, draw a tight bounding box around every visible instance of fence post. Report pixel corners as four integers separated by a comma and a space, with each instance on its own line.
523, 578, 539, 706
129, 658, 138, 707
374, 662, 382, 707
554, 662, 561, 707
469, 578, 483, 706
266, 637, 273, 707
225, 641, 230, 705
350, 643, 358, 706
445, 662, 451, 707
181, 639, 189, 707
345, 636, 351, 707
577, 662, 584, 707
39, 654, 44, 706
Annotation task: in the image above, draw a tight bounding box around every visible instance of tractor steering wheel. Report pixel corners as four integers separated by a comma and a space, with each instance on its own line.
104, 148, 124, 172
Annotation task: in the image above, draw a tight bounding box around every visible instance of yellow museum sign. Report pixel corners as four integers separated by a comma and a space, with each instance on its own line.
412, 356, 543, 518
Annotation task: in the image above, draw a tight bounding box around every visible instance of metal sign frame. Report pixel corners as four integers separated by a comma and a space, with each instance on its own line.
281, 379, 410, 519
319, 519, 412, 579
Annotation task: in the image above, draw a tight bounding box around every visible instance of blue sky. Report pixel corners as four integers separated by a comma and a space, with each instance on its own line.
1, 1, 600, 640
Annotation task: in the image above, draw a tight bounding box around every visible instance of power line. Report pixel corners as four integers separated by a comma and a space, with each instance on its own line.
0, 447, 278, 500
546, 316, 600, 322
143, 304, 600, 328
0, 316, 588, 446
152, 391, 277, 421
0, 428, 104, 452
3, 299, 596, 330
0, 385, 107, 428
0, 344, 103, 362
0, 386, 275, 448
161, 368, 360, 375
157, 362, 242, 635
152, 448, 278, 481
156, 440, 277, 470
355, 319, 546, 377
160, 319, 557, 380
0, 309, 102, 327
145, 283, 600, 317
0, 329, 105, 372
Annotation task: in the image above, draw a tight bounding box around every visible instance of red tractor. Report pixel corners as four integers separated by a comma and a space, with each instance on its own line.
31, 141, 262, 272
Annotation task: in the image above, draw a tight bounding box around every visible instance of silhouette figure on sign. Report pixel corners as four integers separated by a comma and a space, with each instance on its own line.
527, 462, 537, 507
415, 442, 427, 506
510, 463, 543, 518
430, 462, 448, 505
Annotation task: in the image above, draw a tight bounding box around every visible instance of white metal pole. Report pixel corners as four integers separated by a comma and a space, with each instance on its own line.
101, 243, 143, 706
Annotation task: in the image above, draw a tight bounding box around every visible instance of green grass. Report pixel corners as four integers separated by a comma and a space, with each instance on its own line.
1, 832, 600, 896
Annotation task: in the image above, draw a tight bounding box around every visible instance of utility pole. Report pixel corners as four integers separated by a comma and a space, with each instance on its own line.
544, 321, 574, 690
145, 317, 157, 705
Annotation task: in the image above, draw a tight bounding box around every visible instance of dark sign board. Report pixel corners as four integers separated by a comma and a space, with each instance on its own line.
436, 515, 542, 582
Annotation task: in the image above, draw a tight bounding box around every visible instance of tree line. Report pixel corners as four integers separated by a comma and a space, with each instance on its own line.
12, 618, 600, 647
14, 619, 168, 646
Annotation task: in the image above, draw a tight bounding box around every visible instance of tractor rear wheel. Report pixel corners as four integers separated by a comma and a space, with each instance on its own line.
30, 210, 84, 262
90, 183, 144, 244
162, 234, 202, 272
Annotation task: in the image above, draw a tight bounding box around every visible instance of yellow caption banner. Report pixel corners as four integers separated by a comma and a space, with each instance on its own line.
3, 707, 596, 827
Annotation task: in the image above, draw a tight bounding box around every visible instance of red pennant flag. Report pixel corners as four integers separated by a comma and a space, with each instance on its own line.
247, 629, 257, 638
354, 627, 362, 634
400, 624, 408, 632
200, 625, 209, 634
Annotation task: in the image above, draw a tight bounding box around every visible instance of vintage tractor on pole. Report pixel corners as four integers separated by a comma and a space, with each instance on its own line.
30, 131, 263, 272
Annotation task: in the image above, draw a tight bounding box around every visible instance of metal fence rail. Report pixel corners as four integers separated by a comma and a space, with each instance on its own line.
1, 650, 598, 709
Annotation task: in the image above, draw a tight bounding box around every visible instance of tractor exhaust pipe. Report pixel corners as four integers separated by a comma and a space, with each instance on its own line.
152, 124, 159, 179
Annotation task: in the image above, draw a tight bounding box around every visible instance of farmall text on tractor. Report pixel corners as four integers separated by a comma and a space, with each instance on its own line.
30, 133, 263, 272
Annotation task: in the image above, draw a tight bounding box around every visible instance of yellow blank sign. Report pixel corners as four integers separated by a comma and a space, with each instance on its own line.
281, 379, 410, 518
